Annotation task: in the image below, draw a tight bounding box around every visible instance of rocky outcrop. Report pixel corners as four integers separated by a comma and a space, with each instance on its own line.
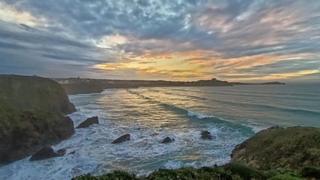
161, 137, 175, 144
231, 126, 320, 171
30, 146, 66, 161
77, 116, 99, 128
201, 131, 213, 140
0, 75, 76, 165
112, 134, 131, 144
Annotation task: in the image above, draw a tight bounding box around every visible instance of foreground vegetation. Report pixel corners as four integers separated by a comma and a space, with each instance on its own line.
74, 163, 320, 180
231, 126, 320, 171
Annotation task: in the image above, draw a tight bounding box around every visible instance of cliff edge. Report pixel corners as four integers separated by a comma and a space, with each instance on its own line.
0, 75, 76, 165
231, 126, 320, 171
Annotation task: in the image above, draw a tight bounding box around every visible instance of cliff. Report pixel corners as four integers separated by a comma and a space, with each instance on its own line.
231, 126, 320, 171
0, 75, 76, 165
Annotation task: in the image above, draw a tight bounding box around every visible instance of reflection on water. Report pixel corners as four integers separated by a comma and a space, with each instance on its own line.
0, 84, 319, 179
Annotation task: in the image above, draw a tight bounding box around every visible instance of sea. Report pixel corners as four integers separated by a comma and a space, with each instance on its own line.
0, 84, 319, 179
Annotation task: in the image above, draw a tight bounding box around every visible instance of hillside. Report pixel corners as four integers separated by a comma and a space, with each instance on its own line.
0, 75, 76, 164
231, 126, 320, 171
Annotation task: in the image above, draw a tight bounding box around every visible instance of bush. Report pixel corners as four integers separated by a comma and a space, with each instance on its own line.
74, 171, 138, 180
301, 166, 320, 179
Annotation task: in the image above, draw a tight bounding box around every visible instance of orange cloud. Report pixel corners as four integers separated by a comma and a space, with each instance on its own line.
226, 69, 320, 81
93, 47, 318, 81
93, 50, 217, 80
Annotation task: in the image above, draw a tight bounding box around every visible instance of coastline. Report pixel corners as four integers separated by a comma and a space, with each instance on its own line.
0, 75, 319, 180
54, 78, 285, 95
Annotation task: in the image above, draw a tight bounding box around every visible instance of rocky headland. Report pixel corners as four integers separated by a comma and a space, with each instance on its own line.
231, 126, 320, 171
0, 75, 76, 165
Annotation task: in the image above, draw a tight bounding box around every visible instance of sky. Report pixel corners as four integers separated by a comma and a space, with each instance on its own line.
0, 0, 320, 82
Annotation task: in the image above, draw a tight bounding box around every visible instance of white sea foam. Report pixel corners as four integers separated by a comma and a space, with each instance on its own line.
187, 110, 211, 119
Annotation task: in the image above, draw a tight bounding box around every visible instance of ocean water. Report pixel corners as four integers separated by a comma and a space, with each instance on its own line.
0, 84, 319, 179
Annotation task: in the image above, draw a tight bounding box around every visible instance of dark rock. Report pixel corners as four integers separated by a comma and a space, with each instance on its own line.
77, 116, 99, 128
112, 134, 131, 144
30, 146, 64, 161
161, 137, 175, 144
151, 133, 159, 136
201, 131, 213, 140
59, 116, 75, 139
69, 151, 76, 155
56, 149, 66, 156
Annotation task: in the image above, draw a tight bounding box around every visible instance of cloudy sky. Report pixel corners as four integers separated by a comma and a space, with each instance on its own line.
0, 0, 320, 82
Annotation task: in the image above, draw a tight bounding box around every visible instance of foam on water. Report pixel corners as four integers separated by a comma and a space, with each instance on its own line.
0, 108, 250, 179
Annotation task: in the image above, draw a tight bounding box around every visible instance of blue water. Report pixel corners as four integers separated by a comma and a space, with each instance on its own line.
0, 84, 319, 179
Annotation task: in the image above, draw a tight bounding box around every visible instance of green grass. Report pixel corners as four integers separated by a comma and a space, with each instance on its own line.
73, 163, 314, 180
232, 127, 320, 171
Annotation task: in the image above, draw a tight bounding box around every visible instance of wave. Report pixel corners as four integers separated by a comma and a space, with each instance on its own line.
170, 86, 320, 97
127, 90, 255, 136
169, 87, 320, 102
164, 90, 320, 116
147, 89, 207, 101
150, 89, 320, 116
159, 102, 254, 135
204, 97, 320, 116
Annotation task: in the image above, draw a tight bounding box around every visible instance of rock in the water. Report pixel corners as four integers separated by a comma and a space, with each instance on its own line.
151, 133, 159, 136
201, 131, 213, 140
56, 149, 66, 156
77, 116, 99, 128
112, 134, 131, 144
30, 146, 65, 161
161, 137, 175, 144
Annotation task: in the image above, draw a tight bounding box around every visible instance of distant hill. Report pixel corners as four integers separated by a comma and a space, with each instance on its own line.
54, 78, 285, 95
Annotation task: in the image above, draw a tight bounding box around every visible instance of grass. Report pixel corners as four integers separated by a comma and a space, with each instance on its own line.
73, 163, 319, 180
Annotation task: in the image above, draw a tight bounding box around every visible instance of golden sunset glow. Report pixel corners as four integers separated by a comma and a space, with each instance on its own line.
93, 50, 217, 79
93, 49, 318, 81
